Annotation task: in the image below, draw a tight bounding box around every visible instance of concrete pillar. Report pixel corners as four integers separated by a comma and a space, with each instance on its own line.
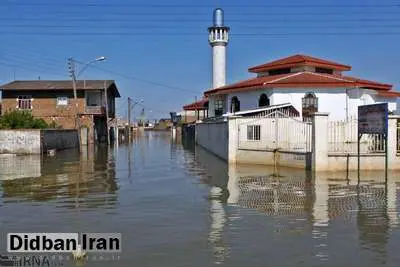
312, 112, 329, 171
228, 117, 238, 163
387, 115, 399, 168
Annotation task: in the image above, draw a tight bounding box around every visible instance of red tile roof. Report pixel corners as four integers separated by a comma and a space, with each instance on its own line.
377, 91, 400, 98
204, 72, 393, 96
183, 98, 209, 111
248, 54, 352, 73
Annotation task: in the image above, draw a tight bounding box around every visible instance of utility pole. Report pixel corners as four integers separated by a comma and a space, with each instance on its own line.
68, 58, 81, 146
68, 58, 78, 127
104, 80, 110, 144
127, 97, 132, 141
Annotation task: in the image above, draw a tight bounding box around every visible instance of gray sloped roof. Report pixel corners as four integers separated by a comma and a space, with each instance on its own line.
0, 80, 121, 97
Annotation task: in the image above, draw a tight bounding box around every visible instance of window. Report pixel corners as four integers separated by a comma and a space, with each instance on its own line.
17, 96, 32, 110
230, 96, 240, 113
215, 99, 224, 116
247, 125, 261, 141
57, 96, 68, 106
315, 67, 333, 74
302, 92, 318, 121
268, 68, 291, 76
259, 94, 270, 107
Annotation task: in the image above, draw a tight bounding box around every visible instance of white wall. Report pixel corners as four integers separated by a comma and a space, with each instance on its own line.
215, 87, 398, 120
0, 130, 41, 154
373, 95, 398, 114
226, 90, 273, 112
196, 121, 228, 160
273, 88, 347, 120
225, 88, 347, 120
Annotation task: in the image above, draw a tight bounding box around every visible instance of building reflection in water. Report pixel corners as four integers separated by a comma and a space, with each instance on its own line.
181, 141, 399, 264
0, 145, 118, 209
182, 144, 229, 264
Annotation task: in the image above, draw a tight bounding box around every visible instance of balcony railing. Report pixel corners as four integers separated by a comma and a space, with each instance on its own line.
85, 106, 106, 115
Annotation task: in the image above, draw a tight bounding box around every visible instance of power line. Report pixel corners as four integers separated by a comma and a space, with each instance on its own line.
1, 17, 400, 23
0, 60, 67, 78
136, 102, 172, 115
0, 45, 201, 95
3, 24, 400, 30
1, 31, 400, 37
1, 11, 400, 16
88, 65, 199, 94
2, 3, 399, 8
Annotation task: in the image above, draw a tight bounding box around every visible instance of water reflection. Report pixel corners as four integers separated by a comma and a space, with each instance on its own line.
182, 145, 230, 264
0, 145, 118, 209
181, 142, 400, 265
0, 154, 42, 180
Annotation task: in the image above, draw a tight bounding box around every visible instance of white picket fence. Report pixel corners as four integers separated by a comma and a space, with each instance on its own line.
328, 117, 385, 154
237, 112, 312, 153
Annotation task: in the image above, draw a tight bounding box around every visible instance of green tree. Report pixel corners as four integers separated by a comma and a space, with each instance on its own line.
0, 110, 50, 129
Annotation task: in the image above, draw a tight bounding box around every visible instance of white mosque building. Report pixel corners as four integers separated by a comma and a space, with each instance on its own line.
182, 8, 399, 121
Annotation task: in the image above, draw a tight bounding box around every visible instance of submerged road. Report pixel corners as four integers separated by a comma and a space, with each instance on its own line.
0, 131, 399, 266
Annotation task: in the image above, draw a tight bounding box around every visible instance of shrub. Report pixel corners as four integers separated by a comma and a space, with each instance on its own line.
0, 110, 50, 129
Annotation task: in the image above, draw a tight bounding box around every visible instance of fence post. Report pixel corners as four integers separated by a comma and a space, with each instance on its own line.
387, 115, 400, 169
312, 112, 329, 171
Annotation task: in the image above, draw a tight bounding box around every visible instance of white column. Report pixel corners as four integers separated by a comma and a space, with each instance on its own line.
312, 112, 329, 171
212, 45, 227, 89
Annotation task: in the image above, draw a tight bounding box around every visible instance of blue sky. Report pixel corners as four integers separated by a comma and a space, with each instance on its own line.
0, 0, 399, 120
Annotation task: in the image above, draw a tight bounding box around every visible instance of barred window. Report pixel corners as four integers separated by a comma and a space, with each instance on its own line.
247, 125, 261, 141
17, 96, 32, 110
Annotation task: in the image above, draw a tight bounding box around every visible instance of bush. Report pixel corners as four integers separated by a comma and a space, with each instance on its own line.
0, 110, 50, 129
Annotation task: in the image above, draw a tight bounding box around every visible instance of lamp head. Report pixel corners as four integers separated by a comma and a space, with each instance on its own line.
95, 56, 106, 62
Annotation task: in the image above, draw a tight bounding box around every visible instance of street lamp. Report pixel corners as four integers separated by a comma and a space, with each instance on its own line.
67, 56, 107, 130
76, 57, 107, 78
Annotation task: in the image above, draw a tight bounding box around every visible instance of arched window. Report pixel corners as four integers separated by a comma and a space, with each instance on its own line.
302, 92, 318, 120
259, 93, 270, 107
230, 96, 240, 113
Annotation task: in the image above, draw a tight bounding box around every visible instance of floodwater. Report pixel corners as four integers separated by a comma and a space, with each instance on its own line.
0, 131, 400, 267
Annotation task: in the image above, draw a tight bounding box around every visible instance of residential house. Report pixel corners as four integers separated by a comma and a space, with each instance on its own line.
204, 54, 399, 120
0, 80, 121, 144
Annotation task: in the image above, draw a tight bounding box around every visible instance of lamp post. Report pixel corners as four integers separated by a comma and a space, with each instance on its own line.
67, 56, 107, 143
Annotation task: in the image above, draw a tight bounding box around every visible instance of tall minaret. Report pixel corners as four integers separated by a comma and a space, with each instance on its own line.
208, 8, 230, 89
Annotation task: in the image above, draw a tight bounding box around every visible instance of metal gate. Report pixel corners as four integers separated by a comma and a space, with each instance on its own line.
237, 110, 312, 152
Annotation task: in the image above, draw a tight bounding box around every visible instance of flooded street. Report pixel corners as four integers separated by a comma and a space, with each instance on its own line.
1, 131, 400, 266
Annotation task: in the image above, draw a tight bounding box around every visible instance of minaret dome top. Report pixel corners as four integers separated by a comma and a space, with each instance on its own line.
213, 8, 224, 27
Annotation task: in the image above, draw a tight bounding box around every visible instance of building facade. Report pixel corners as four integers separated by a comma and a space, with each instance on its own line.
204, 55, 399, 120
180, 98, 209, 123
0, 80, 120, 144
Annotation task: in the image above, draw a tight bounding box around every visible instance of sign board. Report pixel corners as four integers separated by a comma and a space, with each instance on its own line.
358, 103, 388, 135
